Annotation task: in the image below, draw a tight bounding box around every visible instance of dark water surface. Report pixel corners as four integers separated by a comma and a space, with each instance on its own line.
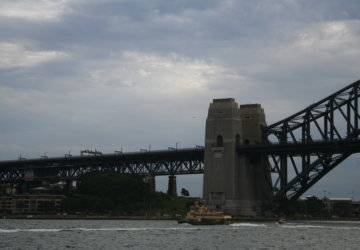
1, 219, 360, 249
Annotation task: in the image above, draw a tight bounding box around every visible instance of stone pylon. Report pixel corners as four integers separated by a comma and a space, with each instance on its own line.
167, 175, 177, 196
202, 98, 272, 216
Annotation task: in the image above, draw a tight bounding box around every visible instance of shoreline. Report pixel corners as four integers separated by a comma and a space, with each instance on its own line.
2, 214, 360, 221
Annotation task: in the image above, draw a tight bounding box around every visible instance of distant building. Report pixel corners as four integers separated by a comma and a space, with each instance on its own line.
0, 194, 65, 214
300, 196, 359, 218
0, 184, 16, 195
352, 201, 360, 217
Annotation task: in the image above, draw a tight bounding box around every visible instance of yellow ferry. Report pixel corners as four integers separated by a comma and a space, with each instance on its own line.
178, 203, 232, 225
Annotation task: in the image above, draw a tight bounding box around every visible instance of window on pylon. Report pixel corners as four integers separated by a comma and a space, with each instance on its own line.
236, 134, 241, 145
216, 135, 223, 147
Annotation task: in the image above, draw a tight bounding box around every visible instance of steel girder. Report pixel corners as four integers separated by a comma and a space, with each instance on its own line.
55, 158, 204, 180
264, 80, 360, 205
0, 148, 204, 183
0, 169, 23, 183
1, 80, 359, 207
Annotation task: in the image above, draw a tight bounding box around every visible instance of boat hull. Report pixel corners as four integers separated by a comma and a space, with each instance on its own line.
178, 219, 232, 225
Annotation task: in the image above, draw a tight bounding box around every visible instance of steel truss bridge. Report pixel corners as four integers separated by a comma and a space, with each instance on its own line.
0, 148, 204, 182
1, 80, 359, 207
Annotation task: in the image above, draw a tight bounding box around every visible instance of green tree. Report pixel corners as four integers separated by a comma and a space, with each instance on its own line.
305, 196, 324, 216
181, 188, 190, 197
333, 201, 352, 217
76, 171, 150, 211
279, 199, 300, 216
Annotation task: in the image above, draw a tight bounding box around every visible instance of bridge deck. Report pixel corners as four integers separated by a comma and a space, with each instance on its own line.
237, 139, 360, 155
0, 148, 205, 182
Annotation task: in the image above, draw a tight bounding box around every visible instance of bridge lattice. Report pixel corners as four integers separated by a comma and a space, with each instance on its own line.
0, 149, 204, 183
1, 80, 359, 207
264, 79, 360, 205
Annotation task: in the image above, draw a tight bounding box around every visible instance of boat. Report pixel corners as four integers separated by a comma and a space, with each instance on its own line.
178, 203, 232, 225
277, 218, 287, 224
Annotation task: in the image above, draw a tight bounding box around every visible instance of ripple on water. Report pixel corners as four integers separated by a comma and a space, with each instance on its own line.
0, 220, 360, 249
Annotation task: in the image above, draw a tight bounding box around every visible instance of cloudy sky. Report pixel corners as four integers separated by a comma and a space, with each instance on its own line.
0, 0, 359, 198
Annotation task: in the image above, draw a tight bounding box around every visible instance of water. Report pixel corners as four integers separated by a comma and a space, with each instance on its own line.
1, 219, 360, 249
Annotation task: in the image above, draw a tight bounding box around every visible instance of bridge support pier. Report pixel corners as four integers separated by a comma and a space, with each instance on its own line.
64, 180, 72, 195
167, 175, 177, 196
203, 99, 273, 216
145, 174, 156, 193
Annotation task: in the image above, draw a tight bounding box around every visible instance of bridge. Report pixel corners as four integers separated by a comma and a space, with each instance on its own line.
0, 148, 204, 182
1, 79, 359, 210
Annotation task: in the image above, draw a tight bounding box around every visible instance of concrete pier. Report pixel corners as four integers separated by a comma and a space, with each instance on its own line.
203, 99, 272, 216
145, 174, 156, 193
167, 175, 177, 196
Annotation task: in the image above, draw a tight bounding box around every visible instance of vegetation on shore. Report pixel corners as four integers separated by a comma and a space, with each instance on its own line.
6, 171, 356, 219
61, 171, 196, 216
278, 196, 355, 219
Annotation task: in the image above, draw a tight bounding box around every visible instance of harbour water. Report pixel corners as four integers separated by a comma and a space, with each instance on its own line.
1, 219, 360, 249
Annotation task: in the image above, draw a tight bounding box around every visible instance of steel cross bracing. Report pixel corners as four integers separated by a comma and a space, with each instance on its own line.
262, 80, 360, 206
0, 148, 204, 183
1, 79, 359, 209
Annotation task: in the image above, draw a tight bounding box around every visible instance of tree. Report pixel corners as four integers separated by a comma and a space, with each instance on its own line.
279, 199, 300, 216
333, 201, 352, 217
305, 196, 324, 216
76, 171, 150, 212
181, 188, 190, 197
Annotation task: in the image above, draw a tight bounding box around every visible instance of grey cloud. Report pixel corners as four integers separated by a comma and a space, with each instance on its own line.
0, 0, 359, 197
